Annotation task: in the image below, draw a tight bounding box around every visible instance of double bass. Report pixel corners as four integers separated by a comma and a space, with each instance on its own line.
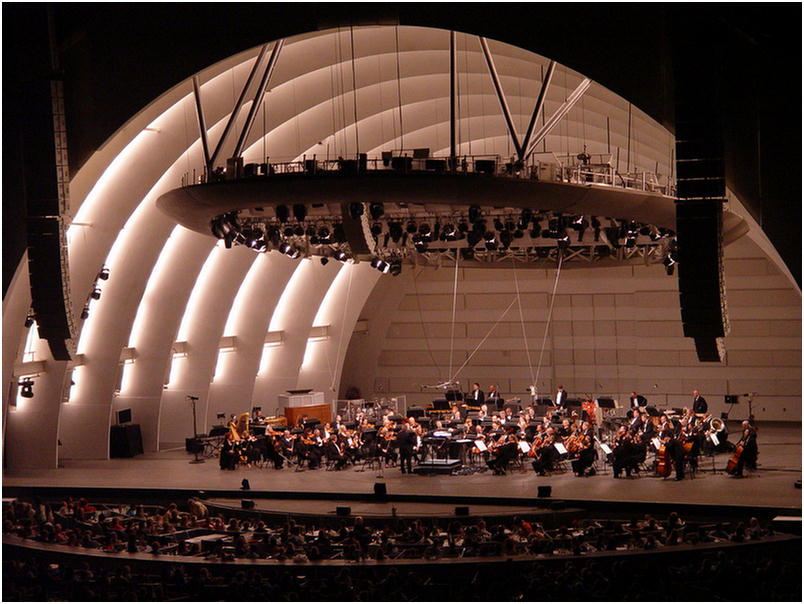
656, 440, 672, 478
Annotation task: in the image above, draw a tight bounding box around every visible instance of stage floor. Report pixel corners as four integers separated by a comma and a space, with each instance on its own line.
5, 424, 801, 511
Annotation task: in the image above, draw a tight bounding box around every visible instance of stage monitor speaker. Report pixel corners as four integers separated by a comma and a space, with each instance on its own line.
185, 437, 203, 454
537, 486, 552, 498
724, 394, 739, 405
241, 500, 255, 509
455, 506, 469, 516
336, 506, 351, 517
374, 482, 387, 499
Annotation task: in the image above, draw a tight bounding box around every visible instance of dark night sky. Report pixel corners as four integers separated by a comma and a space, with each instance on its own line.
3, 3, 801, 294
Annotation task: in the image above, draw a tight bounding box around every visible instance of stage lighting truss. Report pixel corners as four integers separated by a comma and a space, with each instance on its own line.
208, 204, 677, 272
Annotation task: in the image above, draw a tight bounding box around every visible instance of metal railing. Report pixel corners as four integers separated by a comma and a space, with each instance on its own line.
180, 151, 675, 198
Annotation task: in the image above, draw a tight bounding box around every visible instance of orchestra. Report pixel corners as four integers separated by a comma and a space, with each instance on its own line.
214, 387, 756, 482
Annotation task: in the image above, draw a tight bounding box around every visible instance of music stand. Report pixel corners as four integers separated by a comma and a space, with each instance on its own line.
188, 396, 204, 464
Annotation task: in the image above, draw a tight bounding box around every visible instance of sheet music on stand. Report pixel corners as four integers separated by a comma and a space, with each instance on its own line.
518, 441, 531, 454
599, 443, 613, 455
554, 442, 568, 455
474, 440, 488, 452
652, 437, 662, 450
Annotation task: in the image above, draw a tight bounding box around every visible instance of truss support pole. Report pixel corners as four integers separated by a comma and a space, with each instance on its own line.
479, 36, 523, 159
192, 75, 212, 177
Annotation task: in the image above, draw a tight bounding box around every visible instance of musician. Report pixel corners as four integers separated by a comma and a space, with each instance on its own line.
611, 429, 643, 478
502, 407, 515, 423
332, 415, 344, 432
554, 386, 567, 408
692, 390, 708, 415
639, 412, 656, 442
629, 392, 647, 410
628, 411, 643, 433
251, 408, 265, 423
531, 428, 558, 476
487, 434, 518, 475
297, 414, 309, 428
731, 421, 758, 477
280, 430, 295, 459
557, 419, 572, 438
325, 435, 347, 470
220, 432, 238, 470
487, 384, 502, 409
396, 424, 416, 474
468, 383, 485, 405
571, 422, 596, 477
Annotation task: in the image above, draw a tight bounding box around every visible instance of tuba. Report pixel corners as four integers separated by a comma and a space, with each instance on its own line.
709, 418, 724, 435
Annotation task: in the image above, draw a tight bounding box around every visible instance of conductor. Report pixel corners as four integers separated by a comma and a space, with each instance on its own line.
692, 390, 708, 414
396, 424, 416, 474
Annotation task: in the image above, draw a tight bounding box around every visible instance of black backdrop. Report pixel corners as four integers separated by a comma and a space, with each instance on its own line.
3, 3, 800, 295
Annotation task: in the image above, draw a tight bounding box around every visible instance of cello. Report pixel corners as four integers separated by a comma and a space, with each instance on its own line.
726, 438, 745, 475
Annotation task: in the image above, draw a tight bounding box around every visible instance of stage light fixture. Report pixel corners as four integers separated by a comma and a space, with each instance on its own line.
210, 217, 227, 239
468, 205, 481, 223
81, 306, 90, 320
267, 225, 281, 244
418, 222, 431, 238
334, 249, 349, 262
98, 266, 110, 280
493, 218, 505, 232
19, 379, 34, 399
483, 231, 496, 243
348, 202, 364, 219
320, 257, 329, 265
406, 221, 418, 234
91, 288, 102, 300
318, 226, 330, 240
369, 202, 384, 220
283, 226, 294, 238
472, 220, 487, 235
624, 236, 636, 249
24, 315, 34, 328
499, 230, 513, 249
443, 223, 457, 240
370, 223, 382, 237
389, 260, 402, 276
557, 234, 570, 249
292, 204, 307, 222
467, 231, 482, 247
305, 225, 317, 238
388, 222, 403, 243
333, 223, 346, 243
275, 205, 290, 223
485, 239, 498, 251
457, 221, 469, 234
460, 248, 474, 260
432, 222, 441, 240
293, 225, 304, 237
413, 237, 428, 253
518, 208, 532, 230
370, 258, 390, 274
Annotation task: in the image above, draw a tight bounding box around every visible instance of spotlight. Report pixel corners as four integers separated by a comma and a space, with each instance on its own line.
24, 315, 34, 328
275, 205, 290, 223
604, 227, 621, 248
467, 231, 482, 247
91, 288, 102, 300
293, 225, 304, 237
389, 260, 402, 276
19, 379, 34, 399
485, 239, 498, 251
418, 222, 432, 238
639, 225, 651, 236
98, 267, 110, 280
292, 204, 307, 222
305, 225, 317, 238
468, 205, 481, 223
283, 226, 295, 238
318, 226, 331, 240
493, 218, 505, 232
267, 225, 281, 244
279, 242, 300, 258
388, 222, 403, 243
499, 230, 513, 249
81, 307, 90, 320
333, 223, 346, 243
406, 221, 418, 234
371, 258, 390, 274
210, 217, 227, 239
348, 202, 364, 220
664, 255, 675, 275
505, 220, 516, 232
557, 234, 570, 249
413, 236, 428, 253
625, 236, 636, 249
518, 209, 532, 230
320, 257, 329, 265
369, 202, 385, 221
334, 249, 349, 262
443, 224, 457, 240
483, 231, 496, 243
370, 223, 382, 237
472, 220, 486, 236
530, 227, 541, 239
457, 221, 469, 234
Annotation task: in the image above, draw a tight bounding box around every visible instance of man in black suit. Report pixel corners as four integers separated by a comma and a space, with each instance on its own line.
487, 384, 502, 410
629, 392, 647, 410
692, 390, 708, 414
468, 382, 484, 406
396, 424, 416, 474
555, 386, 567, 408
628, 411, 643, 433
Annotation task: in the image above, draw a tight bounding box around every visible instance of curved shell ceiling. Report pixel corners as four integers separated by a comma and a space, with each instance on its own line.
5, 25, 681, 463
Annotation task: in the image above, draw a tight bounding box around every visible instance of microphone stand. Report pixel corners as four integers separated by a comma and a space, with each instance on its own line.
188, 395, 204, 464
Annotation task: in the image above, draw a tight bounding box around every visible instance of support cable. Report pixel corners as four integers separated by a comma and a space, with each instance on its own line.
512, 257, 536, 389
450, 297, 517, 382
329, 264, 355, 394
447, 251, 460, 379
533, 252, 564, 389
412, 267, 442, 376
